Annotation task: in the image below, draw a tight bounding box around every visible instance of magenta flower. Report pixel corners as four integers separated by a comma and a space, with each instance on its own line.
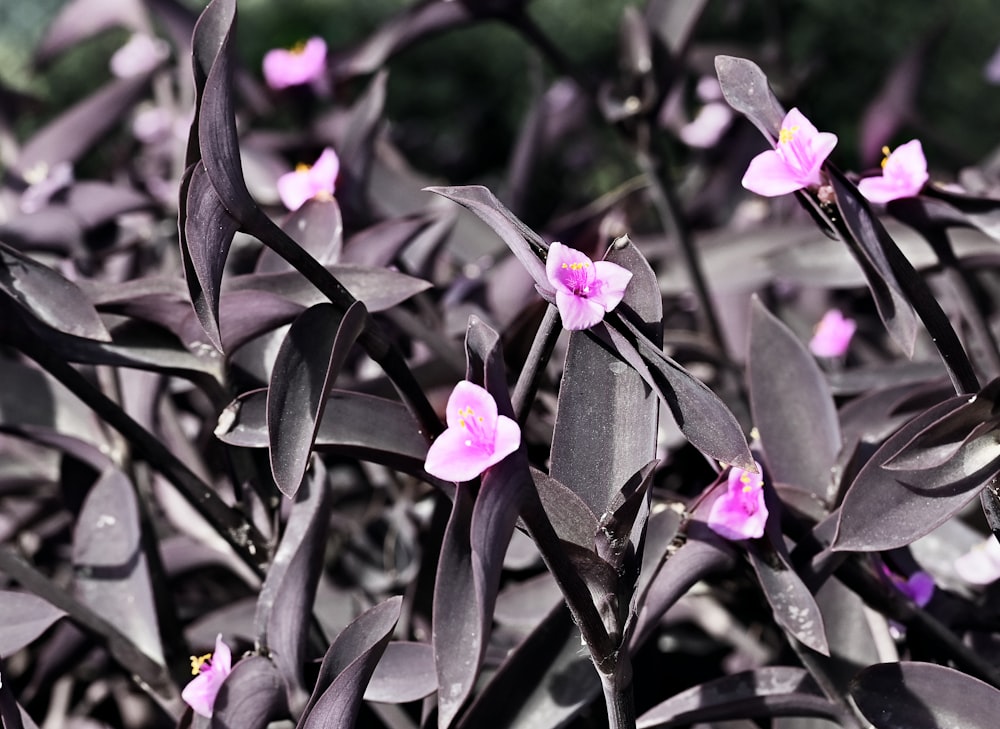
742, 108, 838, 197
181, 634, 233, 718
277, 148, 340, 211
858, 140, 928, 203
707, 463, 768, 541
262, 37, 327, 90
955, 536, 1000, 585
809, 309, 857, 358
881, 563, 934, 607
424, 381, 521, 482
545, 242, 633, 331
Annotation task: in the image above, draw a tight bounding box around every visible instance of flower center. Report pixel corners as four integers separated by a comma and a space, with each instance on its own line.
290, 40, 307, 55
561, 261, 593, 297
457, 405, 490, 449
778, 125, 799, 145
190, 653, 213, 676
295, 162, 311, 173
881, 145, 892, 169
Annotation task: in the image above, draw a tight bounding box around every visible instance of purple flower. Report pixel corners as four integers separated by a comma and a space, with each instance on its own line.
707, 463, 768, 541
263, 38, 327, 90
181, 634, 232, 718
858, 140, 928, 203
545, 242, 633, 331
809, 309, 857, 358
424, 381, 521, 482
882, 564, 935, 607
277, 148, 339, 211
955, 536, 1000, 585
742, 108, 838, 197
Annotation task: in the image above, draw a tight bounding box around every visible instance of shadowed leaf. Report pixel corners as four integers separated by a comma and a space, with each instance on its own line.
851, 662, 1000, 729
363, 642, 436, 703
35, 0, 149, 63
0, 591, 66, 656
211, 656, 287, 729
714, 55, 785, 142
257, 197, 343, 273
267, 302, 366, 497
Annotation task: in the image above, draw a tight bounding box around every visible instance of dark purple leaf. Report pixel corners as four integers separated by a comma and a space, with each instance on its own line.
747, 539, 829, 655
749, 297, 840, 505
833, 393, 1000, 552
34, 0, 150, 63
851, 662, 1000, 729
363, 642, 436, 703
257, 198, 343, 273
341, 214, 435, 267
636, 667, 838, 729
714, 55, 785, 143
298, 596, 402, 729
532, 467, 599, 549
254, 462, 332, 709
193, 0, 257, 220
183, 290, 304, 353
225, 265, 432, 312
0, 207, 83, 255
646, 0, 709, 54
550, 238, 661, 517
215, 389, 430, 478
72, 468, 163, 663
211, 656, 287, 729
494, 573, 563, 629
179, 162, 239, 351
267, 301, 366, 497
426, 185, 547, 288
16, 75, 151, 173
64, 182, 153, 230
919, 187, 1000, 243
0, 241, 110, 341
338, 71, 387, 214
0, 591, 66, 656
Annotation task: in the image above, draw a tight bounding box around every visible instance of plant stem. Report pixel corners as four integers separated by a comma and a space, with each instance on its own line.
511, 304, 562, 424
600, 669, 637, 729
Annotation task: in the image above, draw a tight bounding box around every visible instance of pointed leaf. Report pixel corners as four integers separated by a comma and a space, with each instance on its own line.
179, 162, 239, 350
64, 182, 154, 230
637, 667, 837, 729
211, 656, 287, 729
35, 0, 149, 62
363, 642, 436, 703
341, 214, 435, 267
216, 389, 429, 478
532, 467, 599, 549
267, 301, 366, 497
298, 596, 402, 729
426, 185, 547, 287
749, 297, 840, 504
851, 662, 1000, 729
0, 242, 111, 342
72, 468, 163, 663
0, 591, 66, 656
254, 462, 332, 705
338, 71, 387, 214
257, 197, 343, 273
714, 55, 785, 142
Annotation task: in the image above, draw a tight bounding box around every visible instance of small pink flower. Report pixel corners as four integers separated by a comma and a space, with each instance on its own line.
277, 148, 340, 211
181, 634, 233, 718
858, 140, 928, 203
424, 381, 521, 482
707, 463, 768, 541
742, 108, 838, 197
545, 242, 633, 331
955, 536, 1000, 585
263, 38, 327, 90
809, 309, 857, 358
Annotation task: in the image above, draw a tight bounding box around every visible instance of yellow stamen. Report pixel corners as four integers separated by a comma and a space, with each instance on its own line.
778, 125, 799, 144
560, 262, 590, 271
290, 40, 307, 55
295, 163, 311, 173
881, 146, 892, 169
742, 485, 754, 493
190, 653, 212, 676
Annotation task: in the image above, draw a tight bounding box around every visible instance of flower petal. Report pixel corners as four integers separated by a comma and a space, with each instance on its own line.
311, 148, 340, 192
706, 489, 768, 540
803, 131, 838, 184
491, 415, 522, 465
424, 427, 494, 482
277, 170, 314, 211
555, 290, 606, 330
546, 242, 594, 294
742, 149, 808, 196
591, 260, 633, 312
857, 175, 906, 204
182, 673, 217, 718
213, 633, 231, 672
444, 381, 499, 431
782, 108, 819, 139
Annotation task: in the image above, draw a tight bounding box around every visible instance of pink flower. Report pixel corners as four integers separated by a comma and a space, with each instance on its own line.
277, 148, 340, 211
181, 634, 233, 718
263, 38, 327, 90
707, 463, 768, 541
858, 140, 928, 203
424, 381, 521, 482
955, 536, 1000, 585
809, 309, 857, 358
545, 242, 633, 331
742, 108, 838, 197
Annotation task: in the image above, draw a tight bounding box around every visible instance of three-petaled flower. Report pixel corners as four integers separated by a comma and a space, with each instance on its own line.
809, 309, 857, 358
277, 148, 340, 211
707, 463, 768, 541
742, 108, 838, 197
424, 381, 521, 482
263, 38, 327, 90
545, 242, 633, 331
181, 634, 233, 718
858, 139, 928, 203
